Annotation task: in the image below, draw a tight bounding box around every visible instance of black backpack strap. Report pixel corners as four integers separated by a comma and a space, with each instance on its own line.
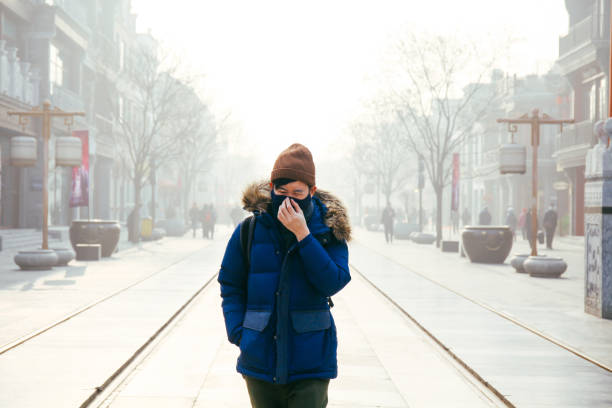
239, 215, 256, 269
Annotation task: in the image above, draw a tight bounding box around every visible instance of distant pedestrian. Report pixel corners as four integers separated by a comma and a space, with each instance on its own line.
461, 207, 471, 226
478, 206, 491, 226
518, 208, 527, 239
525, 208, 539, 249
218, 143, 351, 407
505, 207, 517, 241
381, 202, 395, 243
189, 202, 199, 238
201, 204, 211, 239
543, 204, 558, 249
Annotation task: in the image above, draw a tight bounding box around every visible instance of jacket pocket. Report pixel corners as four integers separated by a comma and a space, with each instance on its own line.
239, 310, 273, 372
242, 310, 273, 331
290, 310, 331, 333
289, 310, 335, 374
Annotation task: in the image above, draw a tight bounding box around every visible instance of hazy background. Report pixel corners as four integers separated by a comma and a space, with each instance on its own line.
131, 0, 568, 165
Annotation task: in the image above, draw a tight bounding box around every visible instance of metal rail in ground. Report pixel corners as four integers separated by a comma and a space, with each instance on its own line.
352, 242, 612, 374
350, 263, 517, 408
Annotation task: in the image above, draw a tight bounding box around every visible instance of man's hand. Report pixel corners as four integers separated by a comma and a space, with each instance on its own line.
277, 197, 310, 241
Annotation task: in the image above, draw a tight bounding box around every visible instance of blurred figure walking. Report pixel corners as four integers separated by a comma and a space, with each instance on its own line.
478, 206, 491, 226
201, 204, 217, 239
525, 208, 539, 249
543, 204, 558, 249
189, 202, 199, 238
505, 207, 517, 241
381, 202, 395, 243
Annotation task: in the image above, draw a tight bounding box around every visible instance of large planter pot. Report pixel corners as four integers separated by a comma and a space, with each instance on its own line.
523, 256, 567, 278
412, 233, 436, 244
51, 247, 76, 266
461, 226, 513, 264
69, 220, 121, 257
510, 253, 532, 273
14, 249, 58, 270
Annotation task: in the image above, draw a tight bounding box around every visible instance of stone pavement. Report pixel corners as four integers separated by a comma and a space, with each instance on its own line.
353, 227, 612, 369
0, 224, 507, 408
0, 230, 221, 408
351, 228, 612, 407
98, 257, 503, 408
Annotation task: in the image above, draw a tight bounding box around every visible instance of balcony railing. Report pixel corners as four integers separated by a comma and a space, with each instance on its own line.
559, 15, 604, 56
556, 120, 596, 151
51, 85, 85, 113
0, 41, 39, 106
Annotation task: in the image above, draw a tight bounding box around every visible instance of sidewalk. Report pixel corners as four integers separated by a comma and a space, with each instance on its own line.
353, 227, 611, 368
99, 261, 504, 408
0, 230, 227, 408
0, 227, 217, 350
351, 228, 612, 407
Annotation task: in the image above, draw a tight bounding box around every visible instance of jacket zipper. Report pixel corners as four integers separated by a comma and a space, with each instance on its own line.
274, 243, 297, 384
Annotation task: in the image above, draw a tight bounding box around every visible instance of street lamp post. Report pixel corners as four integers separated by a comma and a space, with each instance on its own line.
9, 100, 85, 250
497, 109, 573, 257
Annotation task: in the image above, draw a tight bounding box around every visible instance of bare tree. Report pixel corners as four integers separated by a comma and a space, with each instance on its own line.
111, 43, 203, 225
176, 100, 221, 220
390, 33, 500, 246
351, 113, 411, 211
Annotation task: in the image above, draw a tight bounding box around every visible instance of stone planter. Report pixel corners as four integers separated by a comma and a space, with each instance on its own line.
510, 253, 532, 273
69, 220, 121, 257
523, 256, 567, 278
51, 247, 76, 266
412, 233, 436, 244
14, 249, 58, 270
461, 226, 513, 264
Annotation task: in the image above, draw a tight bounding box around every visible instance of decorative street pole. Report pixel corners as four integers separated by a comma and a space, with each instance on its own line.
9, 100, 85, 250
497, 109, 574, 257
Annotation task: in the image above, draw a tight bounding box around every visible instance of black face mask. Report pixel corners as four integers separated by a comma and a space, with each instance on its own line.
270, 189, 313, 218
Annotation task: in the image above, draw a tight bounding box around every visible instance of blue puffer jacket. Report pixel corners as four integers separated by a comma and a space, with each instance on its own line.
218, 181, 352, 384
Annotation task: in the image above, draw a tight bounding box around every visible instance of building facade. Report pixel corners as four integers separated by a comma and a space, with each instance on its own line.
461, 71, 569, 231
0, 0, 144, 228
554, 0, 610, 236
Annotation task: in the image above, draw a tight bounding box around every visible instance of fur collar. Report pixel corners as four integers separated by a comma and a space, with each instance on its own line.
241, 180, 351, 242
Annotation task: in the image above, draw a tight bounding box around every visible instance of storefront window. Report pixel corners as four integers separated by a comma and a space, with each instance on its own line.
49, 44, 63, 94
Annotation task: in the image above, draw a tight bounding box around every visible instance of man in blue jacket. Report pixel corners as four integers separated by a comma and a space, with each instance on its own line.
218, 143, 352, 407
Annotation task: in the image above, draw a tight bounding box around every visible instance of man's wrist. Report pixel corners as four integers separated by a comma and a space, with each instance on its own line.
295, 227, 310, 242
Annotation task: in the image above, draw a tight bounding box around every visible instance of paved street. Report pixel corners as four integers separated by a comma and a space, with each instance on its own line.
354, 227, 612, 368
351, 228, 612, 407
0, 226, 611, 407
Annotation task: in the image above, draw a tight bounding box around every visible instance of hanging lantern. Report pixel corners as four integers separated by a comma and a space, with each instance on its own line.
55, 136, 82, 167
10, 136, 37, 166
499, 143, 526, 174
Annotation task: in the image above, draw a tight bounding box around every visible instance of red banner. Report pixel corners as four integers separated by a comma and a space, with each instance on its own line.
69, 130, 89, 208
451, 153, 460, 211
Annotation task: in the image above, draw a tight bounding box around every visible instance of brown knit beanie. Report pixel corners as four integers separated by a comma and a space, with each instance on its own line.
271, 143, 316, 187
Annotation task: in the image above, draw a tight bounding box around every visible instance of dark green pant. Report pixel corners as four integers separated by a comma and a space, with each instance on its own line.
243, 375, 329, 408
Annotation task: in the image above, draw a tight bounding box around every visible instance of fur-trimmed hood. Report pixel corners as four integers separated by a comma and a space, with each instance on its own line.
241, 180, 351, 242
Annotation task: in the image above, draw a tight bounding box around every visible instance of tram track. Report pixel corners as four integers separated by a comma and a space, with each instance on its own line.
350, 263, 517, 408
80, 272, 218, 408
350, 242, 612, 374
0, 245, 209, 357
